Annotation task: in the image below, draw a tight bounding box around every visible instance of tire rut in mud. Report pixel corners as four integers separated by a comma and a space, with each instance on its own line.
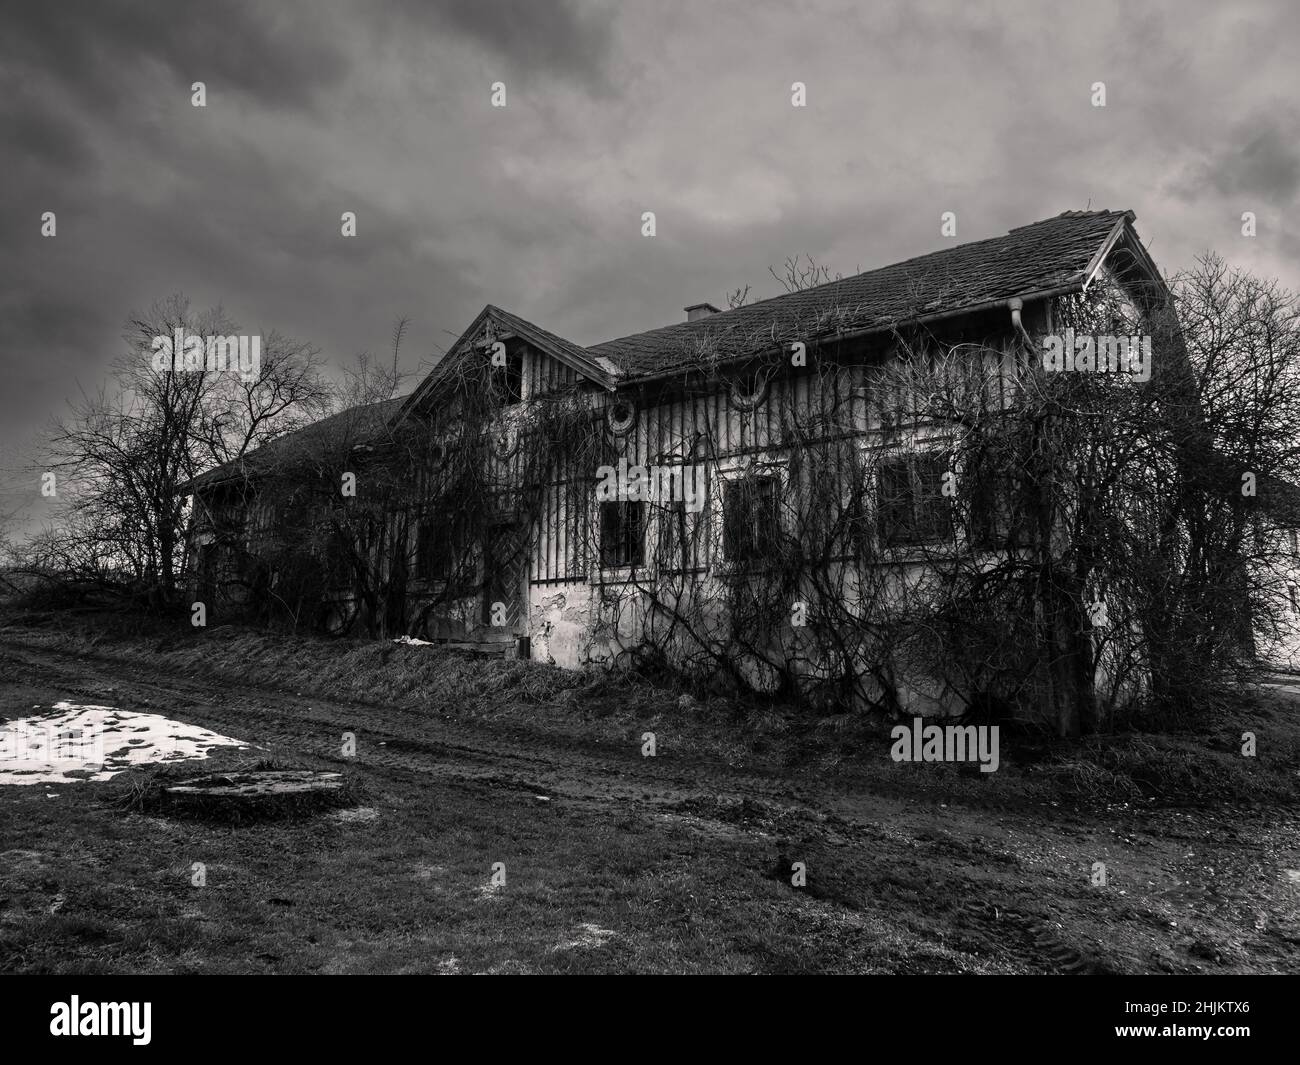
0, 637, 837, 823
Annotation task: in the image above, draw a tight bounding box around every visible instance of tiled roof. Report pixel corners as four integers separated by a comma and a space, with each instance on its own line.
588, 209, 1134, 377
488, 305, 597, 375
187, 210, 1138, 495
182, 395, 408, 494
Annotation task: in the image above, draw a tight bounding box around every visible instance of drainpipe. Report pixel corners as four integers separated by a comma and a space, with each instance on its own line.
1007, 296, 1035, 348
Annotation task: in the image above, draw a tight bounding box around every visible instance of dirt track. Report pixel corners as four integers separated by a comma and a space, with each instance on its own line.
2, 633, 1298, 974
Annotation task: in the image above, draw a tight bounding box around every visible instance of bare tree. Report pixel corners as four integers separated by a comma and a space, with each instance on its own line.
24, 294, 328, 606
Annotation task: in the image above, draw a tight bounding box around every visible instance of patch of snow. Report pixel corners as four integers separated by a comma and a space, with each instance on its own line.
552, 923, 617, 952
0, 702, 246, 786
328, 806, 378, 823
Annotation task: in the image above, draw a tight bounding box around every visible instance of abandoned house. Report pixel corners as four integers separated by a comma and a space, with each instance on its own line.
182, 209, 1294, 732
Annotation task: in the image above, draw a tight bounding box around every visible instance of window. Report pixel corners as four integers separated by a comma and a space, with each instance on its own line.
607, 398, 636, 435
876, 452, 953, 546
968, 469, 1028, 548
324, 534, 350, 585
657, 499, 693, 572
416, 519, 455, 581
727, 368, 770, 412
722, 476, 780, 562
600, 501, 645, 568
489, 345, 524, 405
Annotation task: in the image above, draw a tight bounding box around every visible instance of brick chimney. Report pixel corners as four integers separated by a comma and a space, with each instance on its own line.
684, 302, 720, 322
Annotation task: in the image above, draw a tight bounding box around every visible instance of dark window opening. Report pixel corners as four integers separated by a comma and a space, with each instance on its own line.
968, 471, 1015, 548
416, 518, 458, 581
490, 346, 525, 405
728, 367, 770, 410
843, 487, 873, 560
963, 454, 1032, 549
657, 499, 691, 572
877, 453, 953, 546
324, 534, 351, 586
723, 476, 780, 562
610, 400, 634, 428
600, 501, 645, 568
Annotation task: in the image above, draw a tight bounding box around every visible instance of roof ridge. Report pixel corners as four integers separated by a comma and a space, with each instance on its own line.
588, 209, 1129, 352
1008, 208, 1131, 231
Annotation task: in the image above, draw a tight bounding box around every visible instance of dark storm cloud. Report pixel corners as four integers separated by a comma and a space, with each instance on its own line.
0, 0, 351, 116
0, 87, 95, 171
1196, 116, 1300, 202
2, 0, 1299, 541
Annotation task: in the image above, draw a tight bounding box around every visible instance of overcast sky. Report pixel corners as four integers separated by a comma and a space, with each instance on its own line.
3, 0, 1299, 536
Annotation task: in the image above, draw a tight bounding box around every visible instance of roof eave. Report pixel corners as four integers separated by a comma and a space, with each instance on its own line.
1081, 215, 1133, 292
613, 280, 1087, 388
394, 306, 618, 426
499, 313, 619, 390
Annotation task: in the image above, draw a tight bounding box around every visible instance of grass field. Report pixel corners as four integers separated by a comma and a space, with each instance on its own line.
1, 612, 1298, 974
